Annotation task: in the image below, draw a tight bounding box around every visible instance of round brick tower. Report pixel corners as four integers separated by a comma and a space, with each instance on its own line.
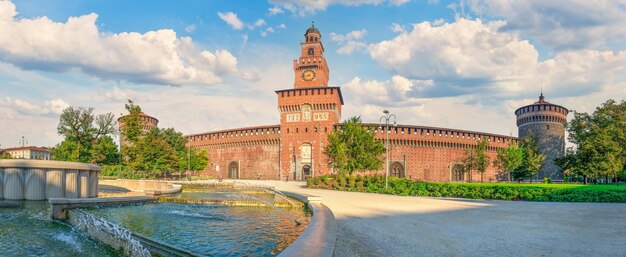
118, 112, 159, 147
515, 93, 568, 180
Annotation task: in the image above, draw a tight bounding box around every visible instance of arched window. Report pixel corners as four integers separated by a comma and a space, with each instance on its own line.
228, 161, 239, 179
308, 48, 314, 55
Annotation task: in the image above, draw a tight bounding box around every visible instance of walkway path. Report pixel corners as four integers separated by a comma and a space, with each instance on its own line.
231, 180, 626, 257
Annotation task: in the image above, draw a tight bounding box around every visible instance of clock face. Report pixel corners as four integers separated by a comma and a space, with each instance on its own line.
301, 69, 316, 81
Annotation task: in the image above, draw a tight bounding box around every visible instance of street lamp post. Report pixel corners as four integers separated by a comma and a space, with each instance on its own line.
379, 110, 397, 190
313, 121, 322, 178
19, 136, 28, 159
187, 144, 191, 181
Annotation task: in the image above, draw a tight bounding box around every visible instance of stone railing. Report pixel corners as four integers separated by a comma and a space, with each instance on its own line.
0, 159, 100, 200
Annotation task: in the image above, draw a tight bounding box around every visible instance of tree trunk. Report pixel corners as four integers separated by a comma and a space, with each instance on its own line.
481, 173, 484, 183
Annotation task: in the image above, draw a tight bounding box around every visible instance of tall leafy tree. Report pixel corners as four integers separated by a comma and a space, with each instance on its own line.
53, 106, 117, 164
475, 137, 490, 182
120, 100, 143, 168
134, 128, 178, 178
90, 136, 120, 165
494, 141, 524, 182
557, 100, 626, 183
513, 133, 545, 182
325, 116, 385, 175
179, 148, 210, 174
460, 137, 490, 182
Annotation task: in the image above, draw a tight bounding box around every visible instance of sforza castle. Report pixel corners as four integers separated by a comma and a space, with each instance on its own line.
180, 24, 568, 182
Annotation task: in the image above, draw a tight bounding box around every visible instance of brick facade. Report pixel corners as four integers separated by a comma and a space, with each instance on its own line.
182, 24, 559, 182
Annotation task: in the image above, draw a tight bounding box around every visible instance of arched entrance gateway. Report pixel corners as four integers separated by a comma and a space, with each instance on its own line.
451, 163, 464, 182
391, 162, 405, 178
228, 161, 239, 179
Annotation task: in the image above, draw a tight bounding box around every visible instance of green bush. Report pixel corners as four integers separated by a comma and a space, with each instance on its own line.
543, 177, 552, 184
305, 174, 626, 203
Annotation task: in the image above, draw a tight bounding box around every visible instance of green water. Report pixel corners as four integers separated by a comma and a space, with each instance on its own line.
0, 200, 119, 257
83, 195, 310, 256
1, 192, 310, 256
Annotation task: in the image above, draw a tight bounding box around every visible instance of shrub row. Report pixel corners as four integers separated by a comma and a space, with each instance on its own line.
306, 175, 626, 203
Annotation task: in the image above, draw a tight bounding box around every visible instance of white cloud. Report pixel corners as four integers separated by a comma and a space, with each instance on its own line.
185, 24, 196, 33
217, 11, 244, 30
0, 2, 242, 86
102, 86, 149, 102
268, 6, 284, 15
254, 19, 266, 27
3, 97, 69, 115
269, 0, 410, 14
330, 29, 367, 42
390, 23, 405, 33
260, 31, 268, 37
337, 41, 367, 55
266, 27, 275, 33
367, 18, 626, 99
278, 24, 287, 29
343, 76, 433, 106
463, 0, 626, 49
330, 29, 367, 54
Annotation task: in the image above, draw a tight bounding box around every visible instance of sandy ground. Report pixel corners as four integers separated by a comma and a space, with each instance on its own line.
228, 179, 626, 257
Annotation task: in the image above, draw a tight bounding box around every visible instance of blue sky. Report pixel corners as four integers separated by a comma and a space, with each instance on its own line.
0, 0, 625, 147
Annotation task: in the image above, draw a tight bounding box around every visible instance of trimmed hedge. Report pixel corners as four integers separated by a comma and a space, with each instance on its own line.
306, 175, 626, 203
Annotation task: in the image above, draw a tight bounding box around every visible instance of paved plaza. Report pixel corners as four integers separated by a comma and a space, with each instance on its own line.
234, 180, 626, 257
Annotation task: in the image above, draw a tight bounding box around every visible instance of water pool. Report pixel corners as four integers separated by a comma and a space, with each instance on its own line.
0, 201, 119, 256
82, 201, 310, 256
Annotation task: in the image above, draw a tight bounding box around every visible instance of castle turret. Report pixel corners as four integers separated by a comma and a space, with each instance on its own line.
118, 112, 159, 147
515, 93, 568, 180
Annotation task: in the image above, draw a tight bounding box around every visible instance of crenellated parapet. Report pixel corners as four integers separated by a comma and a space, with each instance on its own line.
335, 123, 517, 151
186, 125, 281, 148
515, 94, 568, 128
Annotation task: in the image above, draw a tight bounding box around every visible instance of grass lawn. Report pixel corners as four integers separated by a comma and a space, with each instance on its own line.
441, 182, 626, 191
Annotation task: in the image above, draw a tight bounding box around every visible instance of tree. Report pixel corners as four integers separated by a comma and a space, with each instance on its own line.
134, 128, 178, 178
558, 100, 626, 184
90, 136, 120, 165
475, 137, 490, 183
179, 148, 210, 174
461, 147, 476, 182
513, 133, 545, 182
460, 137, 490, 183
494, 141, 524, 182
325, 116, 385, 175
120, 100, 142, 167
52, 106, 117, 164
0, 152, 12, 159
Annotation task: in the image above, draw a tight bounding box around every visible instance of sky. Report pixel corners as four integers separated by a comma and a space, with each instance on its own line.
0, 0, 625, 148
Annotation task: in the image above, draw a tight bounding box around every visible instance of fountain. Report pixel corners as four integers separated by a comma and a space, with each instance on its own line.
0, 159, 100, 200
2, 168, 318, 256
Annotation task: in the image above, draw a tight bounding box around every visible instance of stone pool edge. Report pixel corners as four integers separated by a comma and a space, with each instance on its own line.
278, 191, 337, 257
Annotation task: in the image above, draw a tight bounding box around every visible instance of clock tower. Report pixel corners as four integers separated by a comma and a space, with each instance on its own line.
293, 23, 329, 88
277, 23, 343, 180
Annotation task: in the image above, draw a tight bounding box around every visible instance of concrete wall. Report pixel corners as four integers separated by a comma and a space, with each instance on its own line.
0, 159, 100, 200
99, 179, 176, 192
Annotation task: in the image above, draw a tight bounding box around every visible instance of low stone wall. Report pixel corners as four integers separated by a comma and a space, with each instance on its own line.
278, 191, 337, 257
49, 196, 154, 220
99, 179, 177, 192
0, 159, 100, 200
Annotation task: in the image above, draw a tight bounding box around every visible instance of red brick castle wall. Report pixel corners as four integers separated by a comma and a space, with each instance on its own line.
185, 24, 522, 182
